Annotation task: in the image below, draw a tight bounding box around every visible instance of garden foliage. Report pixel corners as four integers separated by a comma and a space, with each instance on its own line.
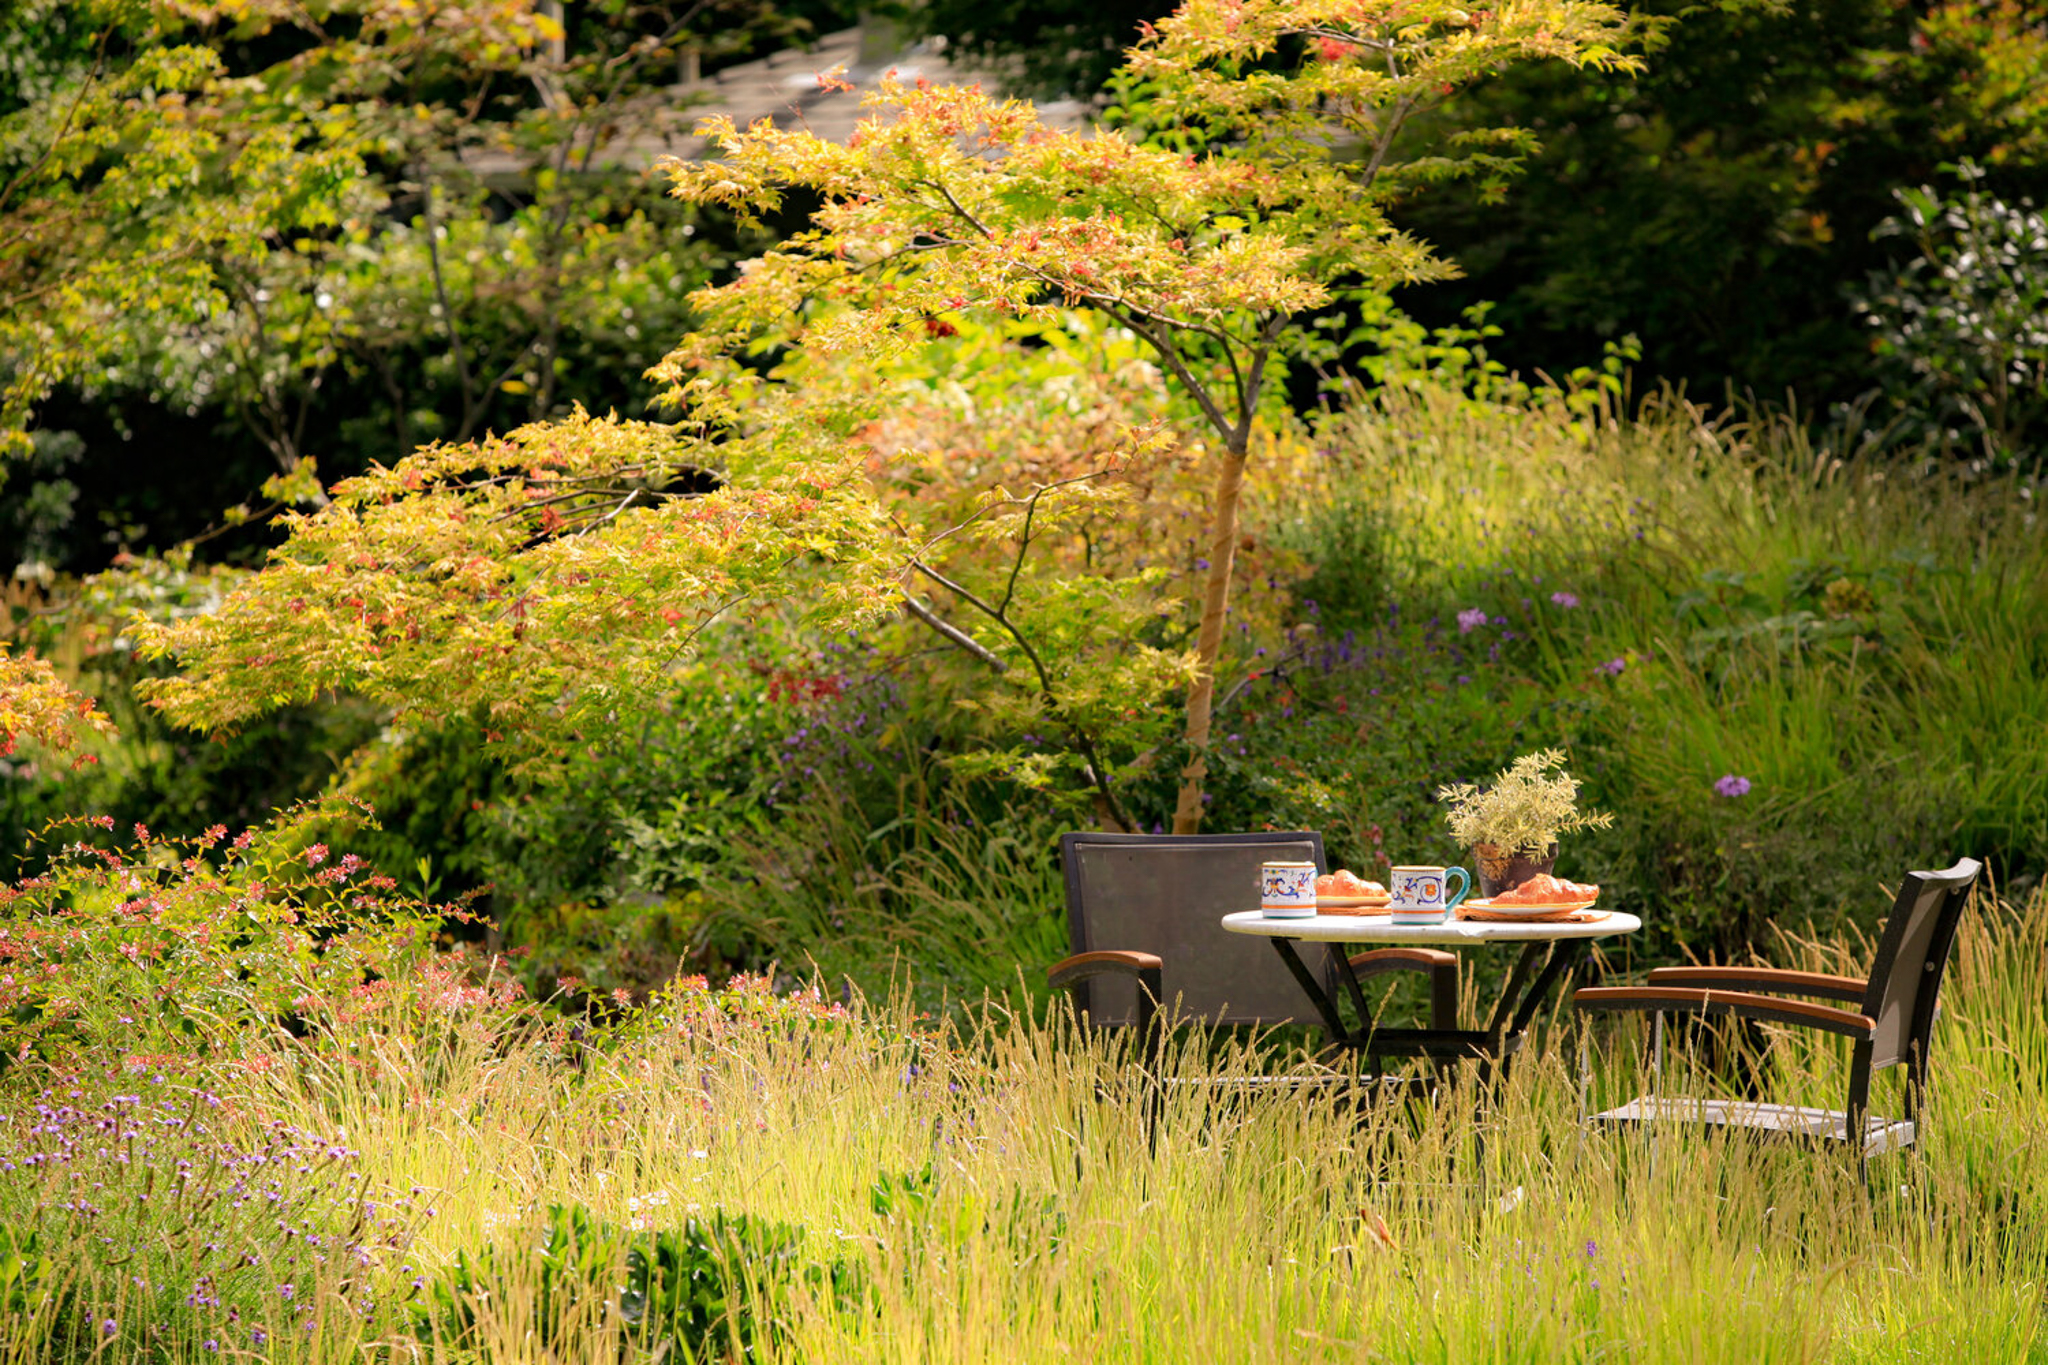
1855, 163, 2048, 463
420, 1201, 865, 1361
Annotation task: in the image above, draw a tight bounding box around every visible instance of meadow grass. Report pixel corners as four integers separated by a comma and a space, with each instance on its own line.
10, 885, 2039, 1363
1263, 385, 2048, 947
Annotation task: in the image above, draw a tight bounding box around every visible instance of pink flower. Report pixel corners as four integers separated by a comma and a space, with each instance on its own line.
303, 844, 328, 867
1714, 774, 1752, 798
1457, 608, 1489, 633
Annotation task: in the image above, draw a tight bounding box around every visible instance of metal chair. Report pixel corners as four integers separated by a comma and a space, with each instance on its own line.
1574, 857, 1982, 1162
1045, 831, 1458, 1069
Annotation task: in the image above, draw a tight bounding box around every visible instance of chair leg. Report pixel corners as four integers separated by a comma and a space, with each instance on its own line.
1649, 1010, 1664, 1181
1429, 957, 1459, 1031
1135, 966, 1164, 1153
1574, 1023, 1590, 1172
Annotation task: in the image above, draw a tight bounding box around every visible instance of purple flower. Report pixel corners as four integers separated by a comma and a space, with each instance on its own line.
102, 1320, 117, 1337
1550, 592, 1580, 608
1597, 657, 1626, 677
1457, 608, 1488, 634
1714, 774, 1752, 798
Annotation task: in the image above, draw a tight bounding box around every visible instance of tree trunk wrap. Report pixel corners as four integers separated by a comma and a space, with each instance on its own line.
1171, 438, 1251, 834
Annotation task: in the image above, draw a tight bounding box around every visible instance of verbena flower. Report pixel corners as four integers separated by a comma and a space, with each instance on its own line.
1550, 591, 1580, 608
1456, 607, 1488, 633
1714, 774, 1752, 798
1597, 657, 1626, 677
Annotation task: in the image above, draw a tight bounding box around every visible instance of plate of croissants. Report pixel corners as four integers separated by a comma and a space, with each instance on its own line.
1462, 873, 1601, 917
1314, 869, 1393, 913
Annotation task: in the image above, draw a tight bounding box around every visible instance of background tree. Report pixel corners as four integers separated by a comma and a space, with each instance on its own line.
1396, 0, 2048, 413
0, 0, 825, 574
1853, 162, 2048, 462
900, 0, 2048, 424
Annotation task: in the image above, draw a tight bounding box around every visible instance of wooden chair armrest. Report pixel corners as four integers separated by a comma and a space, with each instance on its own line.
1047, 950, 1164, 992
1574, 986, 1875, 1040
1346, 947, 1456, 975
1644, 966, 1866, 1003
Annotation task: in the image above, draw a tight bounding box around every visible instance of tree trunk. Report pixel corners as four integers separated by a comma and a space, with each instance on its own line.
1171, 435, 1250, 834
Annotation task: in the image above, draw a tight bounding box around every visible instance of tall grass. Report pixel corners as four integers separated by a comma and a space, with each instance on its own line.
1267, 386, 2048, 951
701, 747, 1072, 1013
10, 884, 2037, 1363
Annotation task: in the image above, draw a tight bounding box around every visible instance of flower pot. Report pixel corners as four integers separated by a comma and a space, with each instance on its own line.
1472, 842, 1558, 899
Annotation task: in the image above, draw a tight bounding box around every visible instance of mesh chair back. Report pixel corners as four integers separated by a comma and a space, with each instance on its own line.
1859, 858, 1982, 1072
1060, 831, 1331, 1027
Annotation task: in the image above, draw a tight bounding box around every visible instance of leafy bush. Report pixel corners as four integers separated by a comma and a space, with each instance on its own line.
0, 799, 496, 1068
418, 1202, 864, 1362
1855, 162, 2048, 463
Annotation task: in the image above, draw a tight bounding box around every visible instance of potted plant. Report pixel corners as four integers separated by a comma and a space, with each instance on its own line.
1436, 750, 1614, 897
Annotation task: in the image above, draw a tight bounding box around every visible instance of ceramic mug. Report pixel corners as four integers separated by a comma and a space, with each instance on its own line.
1259, 861, 1319, 918
1389, 865, 1471, 925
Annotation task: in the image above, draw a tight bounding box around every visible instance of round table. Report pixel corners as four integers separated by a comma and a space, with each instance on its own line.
1221, 909, 1642, 1070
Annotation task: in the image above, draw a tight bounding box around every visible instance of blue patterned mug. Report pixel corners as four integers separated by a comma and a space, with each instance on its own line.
1389, 865, 1471, 925
1259, 861, 1319, 918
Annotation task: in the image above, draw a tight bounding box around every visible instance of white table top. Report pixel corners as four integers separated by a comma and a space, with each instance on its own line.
1221, 909, 1642, 946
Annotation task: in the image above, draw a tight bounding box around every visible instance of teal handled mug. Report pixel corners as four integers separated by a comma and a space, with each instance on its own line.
1389, 865, 1470, 926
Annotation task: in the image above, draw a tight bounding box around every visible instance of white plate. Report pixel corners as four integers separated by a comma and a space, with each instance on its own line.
1317, 895, 1392, 910
1462, 897, 1599, 918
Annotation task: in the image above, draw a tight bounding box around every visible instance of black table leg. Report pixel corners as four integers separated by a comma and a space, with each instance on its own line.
1329, 941, 1377, 1033
1484, 943, 1553, 1038
1264, 936, 1353, 1043
1261, 933, 1600, 1077
1478, 939, 1593, 1086
1507, 939, 1590, 1038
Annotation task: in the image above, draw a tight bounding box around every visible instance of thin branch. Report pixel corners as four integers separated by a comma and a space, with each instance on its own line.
900, 593, 1007, 672
909, 559, 1134, 831
1233, 313, 1286, 442
1358, 51, 1415, 193
1112, 307, 1238, 445
1276, 27, 1397, 53
911, 560, 1005, 625
996, 482, 1048, 617
903, 467, 1113, 565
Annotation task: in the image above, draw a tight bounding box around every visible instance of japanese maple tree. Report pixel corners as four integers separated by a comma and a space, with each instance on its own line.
129, 0, 1638, 825
657, 0, 1639, 830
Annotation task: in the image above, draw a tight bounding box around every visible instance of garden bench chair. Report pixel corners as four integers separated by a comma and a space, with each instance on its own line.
1573, 857, 1982, 1165
1046, 830, 1459, 1083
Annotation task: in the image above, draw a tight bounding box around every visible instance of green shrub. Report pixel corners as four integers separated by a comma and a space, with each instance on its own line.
418, 1202, 864, 1362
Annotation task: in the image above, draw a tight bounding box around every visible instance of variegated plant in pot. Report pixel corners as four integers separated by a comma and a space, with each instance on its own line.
1437, 750, 1614, 898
